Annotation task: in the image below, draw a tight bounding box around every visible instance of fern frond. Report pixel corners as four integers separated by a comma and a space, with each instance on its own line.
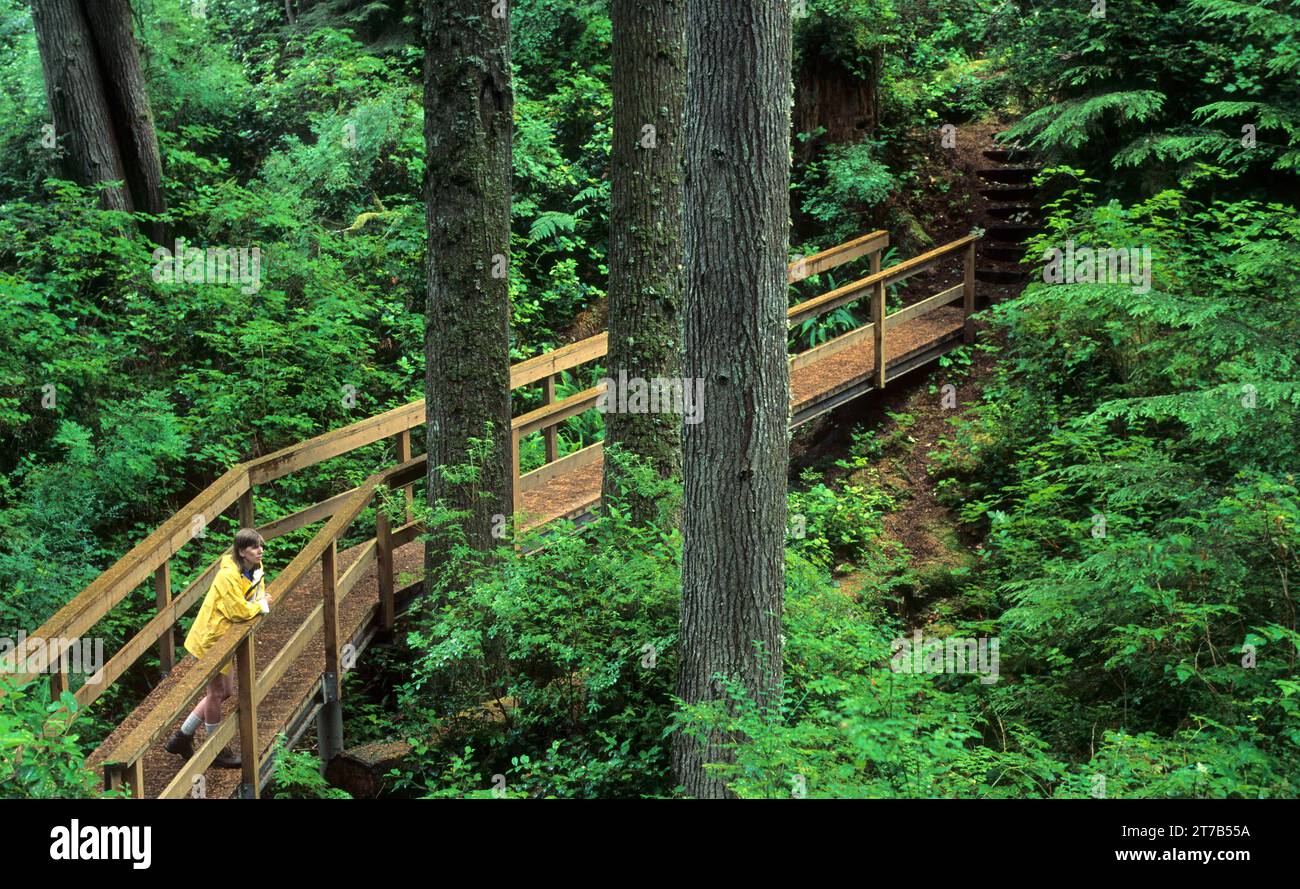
528, 211, 578, 242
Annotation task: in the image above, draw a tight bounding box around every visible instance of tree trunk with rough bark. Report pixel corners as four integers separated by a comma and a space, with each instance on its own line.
422, 0, 513, 567
674, 0, 792, 799
83, 0, 167, 244
31, 0, 166, 242
601, 0, 687, 525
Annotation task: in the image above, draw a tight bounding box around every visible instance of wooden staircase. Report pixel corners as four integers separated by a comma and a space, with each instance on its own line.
975, 136, 1042, 285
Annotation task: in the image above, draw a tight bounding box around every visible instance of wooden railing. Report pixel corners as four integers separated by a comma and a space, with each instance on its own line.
503, 228, 892, 510
788, 233, 979, 387
1, 226, 975, 797
99, 455, 427, 797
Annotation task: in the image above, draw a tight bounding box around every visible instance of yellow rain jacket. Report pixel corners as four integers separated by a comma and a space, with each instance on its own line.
184, 553, 268, 676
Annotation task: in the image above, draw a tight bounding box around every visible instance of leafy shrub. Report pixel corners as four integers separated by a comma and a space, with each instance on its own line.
800, 141, 897, 241
391, 454, 680, 798
264, 733, 352, 799
931, 168, 1300, 791
0, 677, 111, 798
788, 468, 899, 570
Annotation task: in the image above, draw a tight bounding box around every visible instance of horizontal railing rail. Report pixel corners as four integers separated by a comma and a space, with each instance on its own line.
787, 233, 977, 327
788, 230, 889, 284
788, 233, 978, 391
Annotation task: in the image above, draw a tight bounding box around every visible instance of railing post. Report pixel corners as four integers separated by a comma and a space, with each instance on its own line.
125, 757, 145, 798
393, 428, 414, 523
321, 539, 340, 678
870, 249, 881, 277
155, 559, 175, 675
510, 427, 522, 516
377, 508, 394, 632
542, 374, 558, 464
104, 759, 145, 798
48, 640, 68, 701
238, 488, 255, 529
235, 635, 259, 798
873, 278, 887, 388
317, 538, 344, 771
963, 241, 976, 344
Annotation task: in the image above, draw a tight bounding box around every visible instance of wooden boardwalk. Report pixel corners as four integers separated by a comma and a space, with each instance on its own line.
5, 228, 979, 798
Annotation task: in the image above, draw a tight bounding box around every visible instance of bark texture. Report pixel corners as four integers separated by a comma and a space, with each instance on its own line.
31, 0, 129, 212
674, 0, 792, 799
601, 0, 687, 524
83, 0, 167, 243
792, 48, 878, 164
31, 0, 166, 241
422, 0, 514, 567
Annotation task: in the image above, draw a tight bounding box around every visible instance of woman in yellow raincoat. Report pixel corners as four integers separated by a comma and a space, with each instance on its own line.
165, 528, 272, 768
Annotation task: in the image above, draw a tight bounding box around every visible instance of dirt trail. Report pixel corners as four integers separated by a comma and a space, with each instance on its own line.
825, 120, 1025, 616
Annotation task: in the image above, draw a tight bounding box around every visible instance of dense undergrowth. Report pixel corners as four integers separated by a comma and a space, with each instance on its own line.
1, 0, 1297, 797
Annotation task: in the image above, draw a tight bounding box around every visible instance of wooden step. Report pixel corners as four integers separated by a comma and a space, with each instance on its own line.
984, 243, 1029, 262
986, 204, 1037, 221
980, 185, 1037, 202
982, 148, 1034, 164
976, 267, 1030, 284
987, 223, 1043, 242
977, 167, 1040, 185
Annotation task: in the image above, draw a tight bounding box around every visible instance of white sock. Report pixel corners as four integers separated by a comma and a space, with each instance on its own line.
205, 722, 221, 736
181, 713, 201, 736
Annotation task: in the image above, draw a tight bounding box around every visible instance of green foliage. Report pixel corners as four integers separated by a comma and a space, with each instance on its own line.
788, 468, 900, 570
787, 246, 908, 352
795, 0, 1005, 123
800, 140, 898, 242
931, 169, 1300, 792
792, 306, 857, 350
674, 554, 1068, 798
2, 0, 1297, 801
0, 0, 617, 657
1008, 91, 1167, 153
787, 0, 1013, 245
997, 0, 1300, 183
0, 677, 112, 798
390, 453, 680, 798
264, 733, 352, 799
834, 411, 917, 470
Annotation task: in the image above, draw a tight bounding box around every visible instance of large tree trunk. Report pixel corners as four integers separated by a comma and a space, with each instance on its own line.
422, 0, 513, 560
83, 0, 167, 244
792, 49, 878, 165
30, 0, 129, 212
601, 0, 687, 525
674, 0, 792, 799
30, 0, 166, 242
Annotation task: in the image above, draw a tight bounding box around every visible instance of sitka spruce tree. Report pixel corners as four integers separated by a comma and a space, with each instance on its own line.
601, 0, 687, 525
674, 0, 793, 798
423, 0, 514, 561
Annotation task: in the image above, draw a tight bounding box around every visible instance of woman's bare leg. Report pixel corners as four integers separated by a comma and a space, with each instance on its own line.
201, 673, 231, 724
170, 672, 229, 756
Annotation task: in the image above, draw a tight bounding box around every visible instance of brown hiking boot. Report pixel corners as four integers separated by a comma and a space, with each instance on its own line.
164, 728, 194, 760
213, 743, 242, 769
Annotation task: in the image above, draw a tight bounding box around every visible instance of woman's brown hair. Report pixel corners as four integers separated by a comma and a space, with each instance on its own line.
232, 528, 265, 573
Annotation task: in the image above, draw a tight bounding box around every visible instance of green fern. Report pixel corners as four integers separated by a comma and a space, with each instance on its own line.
528, 210, 578, 242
